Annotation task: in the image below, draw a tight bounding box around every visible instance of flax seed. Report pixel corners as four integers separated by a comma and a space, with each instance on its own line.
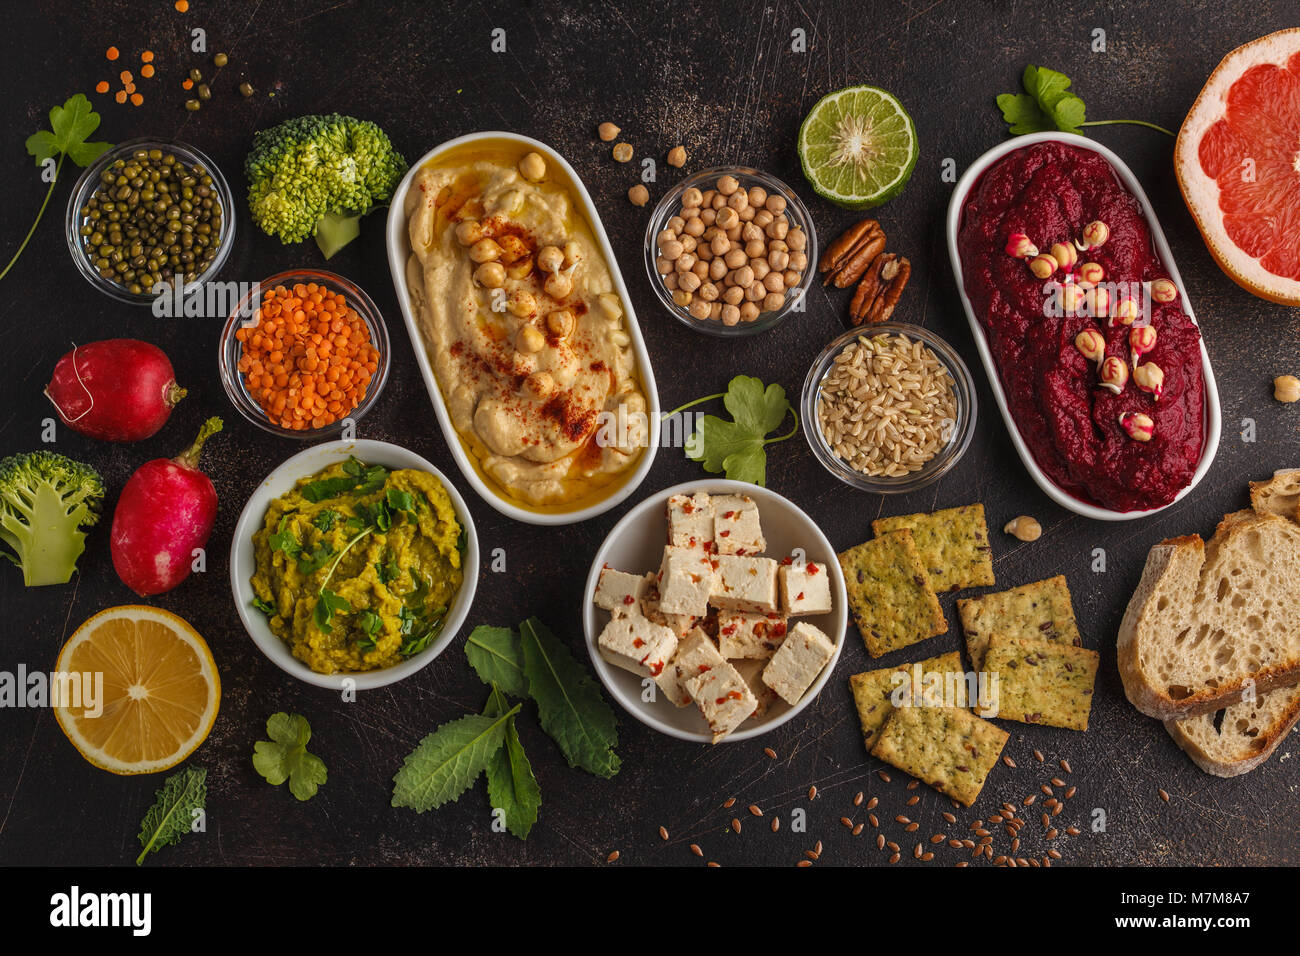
607, 850, 620, 862
1040, 785, 1053, 796
1002, 803, 1018, 815
905, 822, 920, 832
731, 818, 741, 833
1048, 849, 1062, 860
1067, 826, 1080, 836
748, 805, 762, 817
808, 786, 817, 800
1005, 825, 1017, 838
1029, 858, 1041, 867
853, 791, 864, 806
1046, 828, 1059, 840
995, 855, 1008, 865
897, 815, 912, 825
1018, 857, 1030, 867
1042, 813, 1051, 827
805, 849, 819, 861
1023, 795, 1037, 806
961, 839, 975, 848
797, 860, 811, 867
764, 747, 777, 759
852, 823, 864, 836
878, 771, 891, 783
931, 834, 946, 844
1159, 788, 1170, 803
907, 795, 920, 806
1064, 786, 1077, 799
887, 841, 900, 852
866, 796, 878, 810
1052, 804, 1063, 816
980, 835, 992, 845
942, 811, 956, 824
914, 843, 923, 859
1034, 750, 1045, 762
814, 840, 823, 855
1045, 798, 1059, 809
1051, 777, 1066, 787
955, 861, 969, 867
948, 839, 964, 848
724, 797, 736, 808
659, 826, 669, 840
987, 813, 1001, 823
690, 844, 703, 857
1059, 759, 1071, 773
869, 813, 879, 827
1003, 755, 1016, 768
889, 852, 900, 863
1010, 837, 1020, 852
771, 817, 780, 832
877, 834, 886, 850
922, 852, 935, 861
974, 828, 990, 837
907, 780, 920, 791
708, 860, 720, 867
841, 816, 854, 828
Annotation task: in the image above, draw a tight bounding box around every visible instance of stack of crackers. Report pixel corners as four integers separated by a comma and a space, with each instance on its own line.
839, 504, 1099, 807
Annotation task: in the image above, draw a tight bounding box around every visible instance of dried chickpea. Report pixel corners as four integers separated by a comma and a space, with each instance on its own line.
679, 272, 702, 293
763, 272, 785, 293
742, 239, 764, 258
691, 259, 708, 279
697, 244, 713, 262
688, 298, 711, 320
710, 233, 731, 256
708, 302, 723, 321
727, 190, 749, 211
725, 224, 742, 242
699, 208, 717, 226
1004, 516, 1042, 542
672, 289, 693, 307
745, 283, 765, 302
766, 218, 789, 240
789, 251, 808, 271
667, 145, 687, 167
724, 248, 748, 269
664, 272, 679, 291
518, 152, 546, 181
656, 229, 677, 246
598, 122, 621, 141
751, 259, 771, 281
763, 291, 785, 312
716, 207, 740, 230
680, 205, 700, 220
612, 142, 633, 163
679, 234, 698, 255
674, 253, 697, 273
722, 285, 744, 305
783, 269, 800, 288
682, 187, 704, 208
628, 184, 650, 206
667, 215, 686, 234
769, 249, 790, 271
709, 258, 728, 281
698, 282, 719, 302
765, 194, 787, 214
683, 218, 705, 238
717, 175, 740, 196
787, 227, 807, 251
660, 239, 684, 260
739, 301, 760, 322
738, 205, 755, 222
711, 192, 727, 209
720, 304, 741, 325
1275, 375, 1300, 403
655, 257, 673, 275
753, 209, 774, 228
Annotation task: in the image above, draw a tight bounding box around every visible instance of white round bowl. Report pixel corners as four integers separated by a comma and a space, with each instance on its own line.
583, 480, 847, 743
230, 439, 480, 690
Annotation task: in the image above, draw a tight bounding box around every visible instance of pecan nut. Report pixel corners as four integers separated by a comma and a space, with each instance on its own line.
849, 253, 911, 325
819, 219, 886, 288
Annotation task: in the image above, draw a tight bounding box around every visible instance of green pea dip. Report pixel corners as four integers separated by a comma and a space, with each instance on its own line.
251, 457, 465, 674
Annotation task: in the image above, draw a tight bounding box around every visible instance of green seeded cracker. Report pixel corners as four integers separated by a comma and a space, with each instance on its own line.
870, 702, 1008, 807
838, 530, 946, 658
871, 504, 994, 592
983, 633, 1099, 731
957, 574, 1080, 671
849, 651, 965, 751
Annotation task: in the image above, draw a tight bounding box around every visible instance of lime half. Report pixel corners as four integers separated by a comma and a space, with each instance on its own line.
798, 85, 918, 209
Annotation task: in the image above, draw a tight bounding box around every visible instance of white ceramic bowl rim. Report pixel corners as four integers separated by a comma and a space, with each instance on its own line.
582, 479, 848, 743
945, 131, 1222, 521
229, 439, 480, 691
384, 130, 661, 526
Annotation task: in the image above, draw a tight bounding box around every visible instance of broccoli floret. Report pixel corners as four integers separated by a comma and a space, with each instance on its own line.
0, 451, 105, 587
244, 114, 407, 258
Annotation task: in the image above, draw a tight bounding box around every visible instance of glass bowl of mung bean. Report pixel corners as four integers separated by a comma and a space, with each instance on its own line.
65, 138, 235, 305
801, 323, 977, 493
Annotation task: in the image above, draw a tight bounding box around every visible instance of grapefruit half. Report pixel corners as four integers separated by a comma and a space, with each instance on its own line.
1176, 28, 1300, 306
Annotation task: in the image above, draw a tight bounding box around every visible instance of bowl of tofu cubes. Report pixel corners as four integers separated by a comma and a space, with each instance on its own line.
584, 480, 847, 743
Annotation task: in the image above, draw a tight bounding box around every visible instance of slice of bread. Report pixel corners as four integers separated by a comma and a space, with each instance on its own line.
1248, 468, 1300, 520
1164, 684, 1300, 777
1117, 511, 1300, 719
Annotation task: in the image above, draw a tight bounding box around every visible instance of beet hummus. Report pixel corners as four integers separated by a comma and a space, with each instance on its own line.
958, 142, 1205, 512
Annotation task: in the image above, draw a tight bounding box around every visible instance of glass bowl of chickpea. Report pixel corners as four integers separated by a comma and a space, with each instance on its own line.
643, 166, 818, 337
218, 269, 391, 439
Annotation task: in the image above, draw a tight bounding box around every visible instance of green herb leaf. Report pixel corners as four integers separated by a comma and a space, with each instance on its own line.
252, 713, 327, 801
997, 65, 1174, 138
483, 686, 540, 840
375, 555, 401, 585
391, 708, 519, 812
269, 515, 302, 558
251, 596, 275, 616
296, 544, 335, 575
314, 589, 351, 632
301, 458, 388, 502
136, 767, 206, 865
518, 617, 620, 778
465, 625, 529, 699
25, 94, 111, 167
685, 375, 799, 486
311, 509, 338, 532
385, 488, 415, 513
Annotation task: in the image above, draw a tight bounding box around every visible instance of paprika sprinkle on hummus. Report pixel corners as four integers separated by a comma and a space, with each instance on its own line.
958, 142, 1205, 512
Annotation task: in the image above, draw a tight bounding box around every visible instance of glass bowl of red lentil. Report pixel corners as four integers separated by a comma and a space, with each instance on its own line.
218, 269, 390, 439
801, 323, 977, 493
643, 166, 818, 337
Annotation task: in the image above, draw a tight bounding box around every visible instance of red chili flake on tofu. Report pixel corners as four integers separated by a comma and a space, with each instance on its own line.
623, 595, 635, 605
705, 541, 717, 554
649, 660, 665, 677
633, 638, 645, 649
808, 563, 820, 574
683, 502, 695, 514
780, 556, 794, 565
723, 511, 736, 519
722, 624, 738, 635
716, 691, 743, 704
796, 592, 805, 601
773, 622, 787, 637
719, 530, 731, 537
699, 664, 712, 673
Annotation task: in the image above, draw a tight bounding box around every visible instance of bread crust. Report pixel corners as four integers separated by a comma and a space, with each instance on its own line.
1117, 513, 1300, 719
1164, 686, 1300, 777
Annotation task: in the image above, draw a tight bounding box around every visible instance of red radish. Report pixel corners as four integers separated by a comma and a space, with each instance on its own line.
45, 339, 186, 442
110, 417, 223, 596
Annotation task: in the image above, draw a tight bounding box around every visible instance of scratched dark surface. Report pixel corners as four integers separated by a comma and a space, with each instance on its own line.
0, 0, 1296, 868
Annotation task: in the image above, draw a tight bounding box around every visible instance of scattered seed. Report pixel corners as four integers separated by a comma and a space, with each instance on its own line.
797, 859, 812, 867
955, 861, 969, 867
1010, 837, 1020, 853
1040, 785, 1054, 796
854, 791, 864, 806
731, 818, 741, 833
1023, 795, 1037, 806
852, 823, 864, 836
1059, 759, 1072, 773
974, 828, 990, 837
1042, 813, 1051, 827
814, 841, 823, 855
889, 852, 900, 864
1003, 755, 1016, 768
930, 834, 945, 844
1005, 825, 1017, 839
980, 836, 992, 845
748, 805, 762, 817
913, 843, 923, 859
805, 849, 819, 861
612, 142, 633, 163
1045, 798, 1059, 809
887, 841, 900, 852
1034, 750, 1045, 762
995, 855, 1008, 865
878, 770, 892, 783
1048, 849, 1062, 860
1159, 788, 1171, 803
841, 816, 853, 828
906, 780, 920, 791
764, 747, 777, 759
707, 861, 720, 867
922, 852, 935, 862
1065, 786, 1077, 799
897, 815, 912, 825
606, 850, 620, 863
1046, 828, 1059, 840
1067, 826, 1081, 836
1002, 803, 1018, 815
723, 797, 736, 808
948, 839, 963, 848
905, 822, 920, 832
658, 826, 669, 841
1052, 804, 1064, 816
690, 844, 703, 857
876, 834, 886, 850
808, 786, 818, 800
906, 795, 920, 806
868, 813, 879, 827
961, 839, 975, 848
1051, 777, 1066, 788
866, 797, 878, 810
771, 817, 780, 832
987, 813, 1001, 824
942, 811, 956, 824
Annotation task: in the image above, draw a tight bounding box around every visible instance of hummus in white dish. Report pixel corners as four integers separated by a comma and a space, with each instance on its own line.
404, 142, 650, 509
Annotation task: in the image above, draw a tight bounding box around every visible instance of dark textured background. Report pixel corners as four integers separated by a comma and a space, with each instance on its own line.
0, 0, 1297, 867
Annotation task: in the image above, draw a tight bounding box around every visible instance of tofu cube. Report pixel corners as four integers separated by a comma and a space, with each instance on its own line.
717, 610, 788, 660
657, 546, 716, 618
713, 494, 765, 555
762, 622, 837, 705
671, 628, 728, 704
731, 658, 777, 719
597, 614, 679, 680
654, 651, 689, 707
779, 560, 833, 617
667, 492, 714, 550
685, 662, 758, 743
643, 582, 699, 636
711, 555, 780, 614
594, 567, 651, 615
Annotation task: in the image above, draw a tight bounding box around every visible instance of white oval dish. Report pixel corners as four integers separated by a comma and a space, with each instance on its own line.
583, 480, 848, 743
229, 439, 480, 691
946, 131, 1221, 521
385, 131, 661, 526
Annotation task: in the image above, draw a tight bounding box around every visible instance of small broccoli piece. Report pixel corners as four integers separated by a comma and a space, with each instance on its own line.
244, 114, 407, 259
0, 452, 105, 587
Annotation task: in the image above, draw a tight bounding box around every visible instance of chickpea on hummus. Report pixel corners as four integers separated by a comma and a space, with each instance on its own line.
404, 142, 650, 509
250, 458, 465, 675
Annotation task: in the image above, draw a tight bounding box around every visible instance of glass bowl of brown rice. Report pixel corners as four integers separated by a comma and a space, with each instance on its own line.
801, 323, 976, 493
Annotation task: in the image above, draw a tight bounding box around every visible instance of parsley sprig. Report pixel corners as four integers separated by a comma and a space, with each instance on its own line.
997, 65, 1174, 138
663, 374, 799, 487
